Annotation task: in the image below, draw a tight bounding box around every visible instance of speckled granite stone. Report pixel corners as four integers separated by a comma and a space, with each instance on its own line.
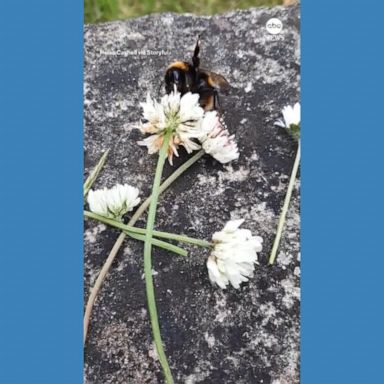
84, 5, 300, 384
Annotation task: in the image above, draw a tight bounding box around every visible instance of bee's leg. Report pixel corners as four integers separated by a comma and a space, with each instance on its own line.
212, 89, 222, 113
192, 35, 200, 69
198, 88, 222, 112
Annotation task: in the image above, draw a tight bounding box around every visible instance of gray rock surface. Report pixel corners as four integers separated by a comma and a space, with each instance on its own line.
84, 5, 300, 384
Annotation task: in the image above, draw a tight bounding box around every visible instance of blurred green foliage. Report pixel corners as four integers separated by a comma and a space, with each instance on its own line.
85, 0, 283, 24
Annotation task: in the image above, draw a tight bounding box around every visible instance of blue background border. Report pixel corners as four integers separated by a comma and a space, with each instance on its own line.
0, 0, 383, 383
0, 1, 83, 383
302, 0, 384, 382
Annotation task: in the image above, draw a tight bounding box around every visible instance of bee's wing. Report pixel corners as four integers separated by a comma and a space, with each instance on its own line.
199, 68, 230, 91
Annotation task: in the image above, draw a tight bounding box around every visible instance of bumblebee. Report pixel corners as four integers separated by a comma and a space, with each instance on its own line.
164, 37, 229, 111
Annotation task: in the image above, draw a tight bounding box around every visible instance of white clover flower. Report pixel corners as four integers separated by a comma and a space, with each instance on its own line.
206, 219, 263, 289
199, 111, 239, 164
137, 89, 205, 164
275, 102, 301, 129
87, 184, 140, 220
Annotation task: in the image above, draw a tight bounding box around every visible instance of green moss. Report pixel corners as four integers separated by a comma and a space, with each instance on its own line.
85, 0, 284, 24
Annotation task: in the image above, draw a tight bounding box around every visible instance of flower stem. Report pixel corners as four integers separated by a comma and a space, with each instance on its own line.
83, 149, 110, 198
84, 149, 205, 344
144, 129, 174, 383
269, 141, 301, 265
84, 210, 212, 248
126, 232, 187, 257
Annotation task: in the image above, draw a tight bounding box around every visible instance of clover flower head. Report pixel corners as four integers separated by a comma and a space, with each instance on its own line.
206, 219, 263, 289
199, 111, 239, 164
137, 89, 205, 164
275, 102, 300, 129
275, 102, 301, 139
87, 184, 140, 220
